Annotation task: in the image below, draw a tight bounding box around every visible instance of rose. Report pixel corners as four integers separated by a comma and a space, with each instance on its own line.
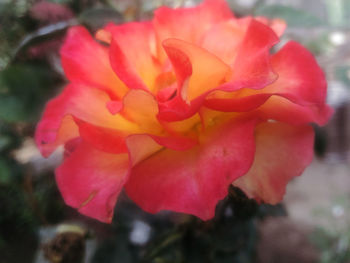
35, 0, 332, 223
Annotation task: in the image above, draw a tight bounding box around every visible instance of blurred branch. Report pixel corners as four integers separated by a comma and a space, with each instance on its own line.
11, 19, 79, 63
252, 0, 266, 14
23, 170, 48, 225
143, 231, 183, 261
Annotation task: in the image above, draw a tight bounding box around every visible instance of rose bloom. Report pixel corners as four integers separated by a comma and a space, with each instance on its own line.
36, 0, 332, 223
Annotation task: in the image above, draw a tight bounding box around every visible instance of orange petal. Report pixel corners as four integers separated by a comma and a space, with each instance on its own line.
122, 89, 162, 134
107, 22, 161, 92
163, 38, 231, 102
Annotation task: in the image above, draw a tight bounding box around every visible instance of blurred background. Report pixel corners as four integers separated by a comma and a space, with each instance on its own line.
0, 0, 349, 262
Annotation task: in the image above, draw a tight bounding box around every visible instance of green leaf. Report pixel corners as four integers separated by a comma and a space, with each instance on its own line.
0, 158, 12, 184
0, 64, 58, 122
335, 66, 350, 88
0, 135, 12, 151
0, 95, 30, 122
304, 33, 332, 56
254, 4, 325, 27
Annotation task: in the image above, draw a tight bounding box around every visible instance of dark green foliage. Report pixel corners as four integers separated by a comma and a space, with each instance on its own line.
335, 66, 350, 88
0, 184, 39, 263
304, 33, 332, 56
0, 64, 60, 123
310, 227, 350, 263
90, 187, 280, 263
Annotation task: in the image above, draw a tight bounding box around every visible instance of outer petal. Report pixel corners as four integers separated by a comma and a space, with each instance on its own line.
203, 18, 278, 94
267, 41, 327, 104
255, 16, 286, 37
233, 122, 314, 204
76, 119, 128, 154
36, 114, 79, 158
35, 84, 138, 157
199, 17, 285, 66
205, 41, 333, 125
60, 26, 127, 98
205, 93, 332, 126
199, 19, 245, 65
253, 41, 333, 125
154, 0, 233, 45
229, 19, 278, 87
56, 141, 129, 223
107, 22, 161, 92
256, 97, 333, 126
125, 117, 257, 220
